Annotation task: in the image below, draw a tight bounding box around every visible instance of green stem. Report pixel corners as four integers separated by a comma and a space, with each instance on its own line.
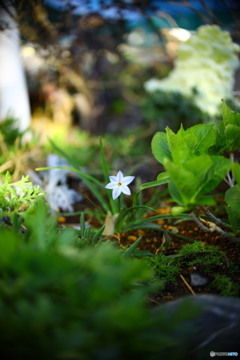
118, 196, 121, 214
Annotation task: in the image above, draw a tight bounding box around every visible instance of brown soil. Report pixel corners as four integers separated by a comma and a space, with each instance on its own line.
59, 185, 240, 304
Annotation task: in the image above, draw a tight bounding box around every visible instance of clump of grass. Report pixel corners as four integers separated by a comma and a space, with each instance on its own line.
211, 275, 240, 296
142, 242, 229, 285
143, 254, 181, 283
178, 243, 227, 272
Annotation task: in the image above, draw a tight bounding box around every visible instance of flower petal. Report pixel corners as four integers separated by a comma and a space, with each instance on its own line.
113, 186, 122, 200
122, 176, 135, 186
117, 170, 123, 183
109, 176, 117, 182
121, 184, 131, 196
105, 182, 117, 189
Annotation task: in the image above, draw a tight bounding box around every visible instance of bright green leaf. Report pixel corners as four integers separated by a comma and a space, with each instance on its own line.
151, 132, 172, 164
225, 185, 240, 211
222, 101, 240, 127
186, 124, 216, 154
232, 163, 240, 185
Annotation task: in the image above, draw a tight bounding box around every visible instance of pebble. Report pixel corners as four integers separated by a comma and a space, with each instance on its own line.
190, 272, 208, 287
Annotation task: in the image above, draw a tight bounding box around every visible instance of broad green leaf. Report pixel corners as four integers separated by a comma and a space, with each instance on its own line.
213, 121, 230, 154
224, 124, 240, 151
186, 124, 216, 154
225, 185, 240, 211
166, 155, 230, 208
168, 181, 183, 205
165, 155, 213, 205
164, 160, 196, 205
151, 132, 171, 164
197, 196, 216, 206
196, 156, 231, 198
166, 126, 192, 164
219, 102, 240, 152
226, 206, 240, 234
184, 154, 212, 182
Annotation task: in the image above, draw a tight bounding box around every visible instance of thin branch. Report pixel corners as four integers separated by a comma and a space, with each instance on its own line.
190, 212, 240, 243
226, 172, 234, 188
190, 211, 209, 232
180, 274, 196, 296
204, 208, 231, 229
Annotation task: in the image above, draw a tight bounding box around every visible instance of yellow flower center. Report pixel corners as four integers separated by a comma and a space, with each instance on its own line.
117, 182, 122, 186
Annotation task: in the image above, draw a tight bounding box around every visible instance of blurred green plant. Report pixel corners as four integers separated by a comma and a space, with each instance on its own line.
77, 212, 105, 248
142, 89, 211, 131
0, 117, 25, 145
211, 275, 240, 297
0, 202, 199, 360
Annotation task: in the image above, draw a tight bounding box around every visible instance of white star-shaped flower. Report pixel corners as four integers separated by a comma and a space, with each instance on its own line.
105, 170, 135, 200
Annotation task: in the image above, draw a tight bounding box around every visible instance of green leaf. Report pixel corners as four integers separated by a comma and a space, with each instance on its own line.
156, 172, 170, 183
225, 180, 240, 234
186, 124, 216, 154
168, 181, 184, 205
232, 163, 240, 185
151, 132, 172, 164
226, 206, 240, 234
123, 237, 143, 258
92, 224, 105, 244
222, 100, 240, 127
196, 156, 231, 198
166, 126, 192, 164
219, 102, 240, 152
225, 185, 240, 211
165, 155, 230, 208
197, 196, 216, 206
164, 158, 202, 205
224, 124, 240, 151
138, 173, 170, 192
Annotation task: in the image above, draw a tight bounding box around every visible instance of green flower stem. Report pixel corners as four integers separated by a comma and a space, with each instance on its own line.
118, 196, 121, 214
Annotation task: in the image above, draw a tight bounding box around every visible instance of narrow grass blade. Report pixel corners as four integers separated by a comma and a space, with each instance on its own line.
99, 137, 117, 214
80, 212, 85, 238
92, 224, 105, 243
123, 237, 143, 258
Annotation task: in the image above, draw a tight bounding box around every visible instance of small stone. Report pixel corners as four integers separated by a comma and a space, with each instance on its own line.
190, 273, 208, 287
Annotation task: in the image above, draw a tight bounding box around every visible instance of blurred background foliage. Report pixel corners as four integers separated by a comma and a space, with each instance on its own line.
0, 3, 240, 355
0, 0, 240, 179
